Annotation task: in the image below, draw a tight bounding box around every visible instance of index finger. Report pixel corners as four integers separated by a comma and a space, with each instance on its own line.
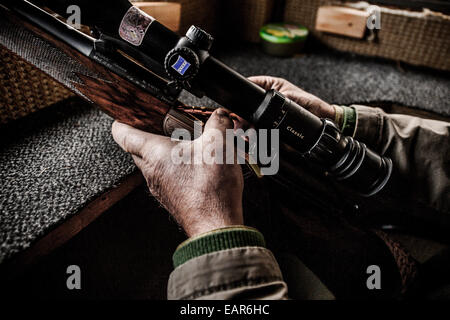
248, 76, 274, 89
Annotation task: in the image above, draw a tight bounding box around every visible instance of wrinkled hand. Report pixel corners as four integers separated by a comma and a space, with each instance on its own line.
249, 76, 336, 120
111, 109, 244, 237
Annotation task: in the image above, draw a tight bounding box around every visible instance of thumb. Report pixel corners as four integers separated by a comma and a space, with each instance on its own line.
203, 108, 234, 135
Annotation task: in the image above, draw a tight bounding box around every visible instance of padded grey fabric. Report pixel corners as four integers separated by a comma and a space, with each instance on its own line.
0, 99, 135, 264
181, 45, 450, 116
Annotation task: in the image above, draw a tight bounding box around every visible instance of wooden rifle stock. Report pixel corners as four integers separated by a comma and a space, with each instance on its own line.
0, 4, 208, 136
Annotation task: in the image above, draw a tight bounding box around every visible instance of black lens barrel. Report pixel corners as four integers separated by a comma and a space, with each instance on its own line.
252, 94, 392, 196
311, 119, 392, 196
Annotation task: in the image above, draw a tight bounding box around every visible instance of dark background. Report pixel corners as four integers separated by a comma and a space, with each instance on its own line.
1, 185, 185, 300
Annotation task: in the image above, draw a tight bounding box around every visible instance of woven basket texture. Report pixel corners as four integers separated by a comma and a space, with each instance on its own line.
284, 0, 450, 71
0, 46, 74, 125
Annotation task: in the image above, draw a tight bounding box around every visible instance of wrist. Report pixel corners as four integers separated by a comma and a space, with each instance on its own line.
183, 210, 244, 238
334, 105, 344, 127
333, 105, 357, 136
322, 102, 336, 120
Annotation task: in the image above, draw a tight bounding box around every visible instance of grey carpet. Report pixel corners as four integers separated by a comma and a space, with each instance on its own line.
0, 99, 135, 264
1, 45, 449, 265
181, 45, 450, 116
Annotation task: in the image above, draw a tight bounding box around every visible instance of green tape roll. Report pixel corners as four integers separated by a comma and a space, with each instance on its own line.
260, 23, 308, 56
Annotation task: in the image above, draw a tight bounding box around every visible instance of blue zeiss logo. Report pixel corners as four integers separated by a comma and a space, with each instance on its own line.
172, 56, 191, 75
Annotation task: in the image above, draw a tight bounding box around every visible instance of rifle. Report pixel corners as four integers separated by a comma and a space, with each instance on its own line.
5, 0, 443, 234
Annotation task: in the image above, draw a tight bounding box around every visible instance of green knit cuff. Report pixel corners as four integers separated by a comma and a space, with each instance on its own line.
341, 106, 357, 137
173, 226, 266, 268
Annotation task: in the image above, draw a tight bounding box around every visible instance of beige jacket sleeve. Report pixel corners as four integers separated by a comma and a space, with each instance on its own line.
168, 247, 288, 300
352, 105, 450, 214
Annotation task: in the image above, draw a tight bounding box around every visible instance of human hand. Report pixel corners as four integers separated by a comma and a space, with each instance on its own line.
111, 108, 244, 238
249, 76, 336, 120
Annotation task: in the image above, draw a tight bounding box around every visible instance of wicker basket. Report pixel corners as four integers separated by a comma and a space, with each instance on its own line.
284, 0, 450, 71
221, 0, 275, 43
0, 46, 74, 125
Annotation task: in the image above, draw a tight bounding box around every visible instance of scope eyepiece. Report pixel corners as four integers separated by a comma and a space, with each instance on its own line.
312, 120, 393, 196
252, 91, 392, 197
